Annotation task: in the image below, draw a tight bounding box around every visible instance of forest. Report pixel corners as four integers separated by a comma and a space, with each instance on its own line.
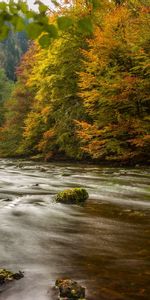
0, 30, 28, 80
0, 0, 149, 164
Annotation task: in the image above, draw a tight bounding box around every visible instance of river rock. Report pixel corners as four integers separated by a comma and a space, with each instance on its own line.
55, 279, 86, 300
0, 269, 24, 285
55, 188, 89, 204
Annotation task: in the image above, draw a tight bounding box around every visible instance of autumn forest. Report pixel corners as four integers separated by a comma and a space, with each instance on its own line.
0, 0, 150, 164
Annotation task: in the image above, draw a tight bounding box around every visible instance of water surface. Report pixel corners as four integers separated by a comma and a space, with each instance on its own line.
0, 159, 150, 300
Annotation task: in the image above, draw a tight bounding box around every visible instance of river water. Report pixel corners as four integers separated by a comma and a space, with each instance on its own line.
0, 159, 149, 300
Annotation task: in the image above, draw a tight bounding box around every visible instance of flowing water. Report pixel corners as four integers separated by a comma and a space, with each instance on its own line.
0, 159, 150, 300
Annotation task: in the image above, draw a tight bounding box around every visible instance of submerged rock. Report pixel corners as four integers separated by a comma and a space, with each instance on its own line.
3, 198, 11, 202
55, 188, 89, 204
55, 279, 86, 300
0, 269, 24, 286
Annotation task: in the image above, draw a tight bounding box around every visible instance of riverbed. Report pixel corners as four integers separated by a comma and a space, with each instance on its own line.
0, 159, 150, 300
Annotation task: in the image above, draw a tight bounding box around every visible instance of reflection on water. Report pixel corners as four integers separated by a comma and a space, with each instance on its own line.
0, 159, 150, 300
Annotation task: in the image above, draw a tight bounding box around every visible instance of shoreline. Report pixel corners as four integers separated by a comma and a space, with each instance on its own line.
0, 155, 149, 168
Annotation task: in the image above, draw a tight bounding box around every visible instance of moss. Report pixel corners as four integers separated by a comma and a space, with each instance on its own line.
55, 188, 89, 204
0, 269, 24, 285
55, 278, 86, 299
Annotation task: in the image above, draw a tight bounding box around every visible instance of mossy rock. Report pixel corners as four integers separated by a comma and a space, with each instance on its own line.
55, 188, 89, 204
0, 269, 24, 285
55, 278, 86, 299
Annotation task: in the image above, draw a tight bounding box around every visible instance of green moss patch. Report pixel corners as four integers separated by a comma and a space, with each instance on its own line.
0, 269, 24, 285
55, 188, 89, 204
55, 278, 86, 299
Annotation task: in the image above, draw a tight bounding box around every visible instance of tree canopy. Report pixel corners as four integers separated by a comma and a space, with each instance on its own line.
0, 0, 149, 164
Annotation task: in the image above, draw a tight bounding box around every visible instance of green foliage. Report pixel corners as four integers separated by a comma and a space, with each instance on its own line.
0, 0, 149, 164
57, 16, 73, 31
38, 34, 50, 48
0, 68, 13, 126
26, 23, 43, 40
78, 16, 93, 34
36, 23, 59, 48
0, 0, 108, 44
55, 188, 89, 204
0, 1, 53, 40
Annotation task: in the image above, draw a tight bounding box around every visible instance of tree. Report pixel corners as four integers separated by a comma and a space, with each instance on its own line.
76, 4, 150, 163
0, 0, 99, 46
0, 68, 13, 126
0, 45, 38, 157
19, 31, 88, 159
0, 1, 92, 159
0, 30, 28, 80
0, 0, 149, 163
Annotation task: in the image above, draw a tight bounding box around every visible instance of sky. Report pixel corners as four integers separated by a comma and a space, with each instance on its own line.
27, 0, 52, 10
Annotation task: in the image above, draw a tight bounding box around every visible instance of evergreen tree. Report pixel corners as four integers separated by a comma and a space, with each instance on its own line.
0, 31, 28, 81
0, 68, 13, 126
0, 45, 37, 157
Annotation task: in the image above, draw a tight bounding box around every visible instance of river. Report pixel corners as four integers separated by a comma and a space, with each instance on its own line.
0, 159, 150, 300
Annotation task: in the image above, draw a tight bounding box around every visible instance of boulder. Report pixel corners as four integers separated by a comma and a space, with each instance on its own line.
55, 279, 86, 300
0, 269, 24, 286
55, 188, 89, 204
